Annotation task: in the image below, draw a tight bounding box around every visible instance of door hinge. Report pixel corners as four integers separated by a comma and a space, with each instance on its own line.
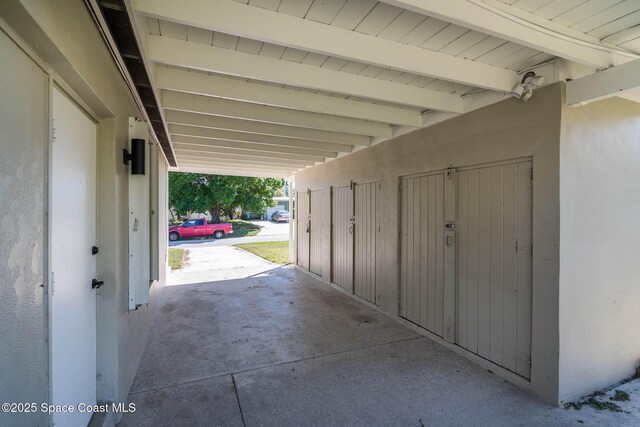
350, 180, 355, 190
51, 271, 55, 296
515, 239, 518, 253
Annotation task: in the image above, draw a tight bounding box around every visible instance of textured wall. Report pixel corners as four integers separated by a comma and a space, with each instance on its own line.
0, 28, 49, 427
295, 84, 562, 403
559, 96, 640, 402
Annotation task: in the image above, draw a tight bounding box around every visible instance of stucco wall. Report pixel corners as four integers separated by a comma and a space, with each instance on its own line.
558, 96, 640, 402
0, 27, 50, 427
294, 84, 562, 403
0, 0, 168, 422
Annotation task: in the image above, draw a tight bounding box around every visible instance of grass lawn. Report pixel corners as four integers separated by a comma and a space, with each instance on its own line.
168, 248, 185, 269
227, 220, 261, 238
235, 241, 289, 264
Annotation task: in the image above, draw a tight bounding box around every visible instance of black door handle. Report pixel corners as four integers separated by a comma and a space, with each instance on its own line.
92, 279, 104, 289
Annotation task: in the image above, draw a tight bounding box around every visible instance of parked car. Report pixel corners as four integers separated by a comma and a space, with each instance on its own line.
168, 219, 233, 241
271, 210, 290, 222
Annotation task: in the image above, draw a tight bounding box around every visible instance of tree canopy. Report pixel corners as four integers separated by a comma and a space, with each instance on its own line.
169, 172, 284, 223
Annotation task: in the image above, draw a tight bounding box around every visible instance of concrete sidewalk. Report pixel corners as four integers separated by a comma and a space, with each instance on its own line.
122, 264, 639, 427
167, 245, 279, 286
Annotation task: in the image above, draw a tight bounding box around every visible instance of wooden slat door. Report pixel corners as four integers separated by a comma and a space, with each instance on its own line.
400, 172, 449, 338
354, 182, 379, 305
455, 160, 532, 378
331, 186, 353, 292
296, 190, 310, 270
309, 190, 323, 276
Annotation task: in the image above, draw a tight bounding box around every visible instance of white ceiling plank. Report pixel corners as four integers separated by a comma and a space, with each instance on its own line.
305, 0, 347, 24
176, 158, 301, 172
156, 68, 417, 128
175, 165, 290, 178
147, 36, 464, 114
173, 141, 326, 162
173, 135, 337, 158
552, 0, 621, 27
174, 150, 316, 166
177, 158, 305, 172
330, 0, 378, 30
164, 109, 371, 146
354, 3, 404, 36
170, 124, 352, 153
177, 161, 294, 174
161, 90, 392, 137
566, 57, 640, 105
277, 0, 314, 18
134, 0, 519, 91
378, 9, 426, 41
379, 0, 638, 68
420, 24, 469, 51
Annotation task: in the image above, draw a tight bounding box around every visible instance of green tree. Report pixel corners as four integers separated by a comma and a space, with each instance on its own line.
168, 172, 284, 223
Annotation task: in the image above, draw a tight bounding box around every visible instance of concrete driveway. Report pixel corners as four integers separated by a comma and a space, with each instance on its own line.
169, 220, 289, 248
121, 258, 639, 426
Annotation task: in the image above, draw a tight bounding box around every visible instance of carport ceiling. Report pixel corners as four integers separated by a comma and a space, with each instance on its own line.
124, 0, 640, 178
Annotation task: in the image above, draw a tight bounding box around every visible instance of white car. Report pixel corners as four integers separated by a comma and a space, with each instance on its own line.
271, 210, 290, 222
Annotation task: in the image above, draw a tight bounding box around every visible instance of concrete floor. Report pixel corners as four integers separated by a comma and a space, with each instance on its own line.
121, 263, 639, 426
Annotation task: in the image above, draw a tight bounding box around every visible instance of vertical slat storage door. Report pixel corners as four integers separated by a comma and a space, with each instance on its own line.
309, 190, 323, 276
455, 160, 532, 378
297, 190, 310, 270
331, 186, 353, 292
354, 182, 379, 305
399, 173, 446, 337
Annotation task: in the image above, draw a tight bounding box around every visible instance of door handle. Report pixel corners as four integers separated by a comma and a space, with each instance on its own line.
446, 232, 455, 247
92, 279, 104, 289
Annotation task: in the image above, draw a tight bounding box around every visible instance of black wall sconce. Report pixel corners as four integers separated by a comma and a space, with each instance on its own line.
123, 138, 145, 175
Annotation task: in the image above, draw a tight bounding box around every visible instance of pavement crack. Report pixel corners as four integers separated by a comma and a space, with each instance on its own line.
231, 374, 247, 427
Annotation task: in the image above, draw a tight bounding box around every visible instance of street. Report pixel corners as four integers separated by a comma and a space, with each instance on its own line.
168, 220, 290, 248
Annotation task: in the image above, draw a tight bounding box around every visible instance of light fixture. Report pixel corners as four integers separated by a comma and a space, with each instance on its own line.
123, 138, 146, 175
511, 83, 526, 99
511, 72, 546, 102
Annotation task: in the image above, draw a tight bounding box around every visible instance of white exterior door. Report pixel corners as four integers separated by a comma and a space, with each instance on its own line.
400, 172, 450, 338
51, 88, 97, 426
309, 191, 323, 276
455, 160, 533, 378
296, 190, 310, 270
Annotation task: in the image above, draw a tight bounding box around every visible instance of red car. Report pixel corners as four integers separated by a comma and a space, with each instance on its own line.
169, 218, 233, 241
